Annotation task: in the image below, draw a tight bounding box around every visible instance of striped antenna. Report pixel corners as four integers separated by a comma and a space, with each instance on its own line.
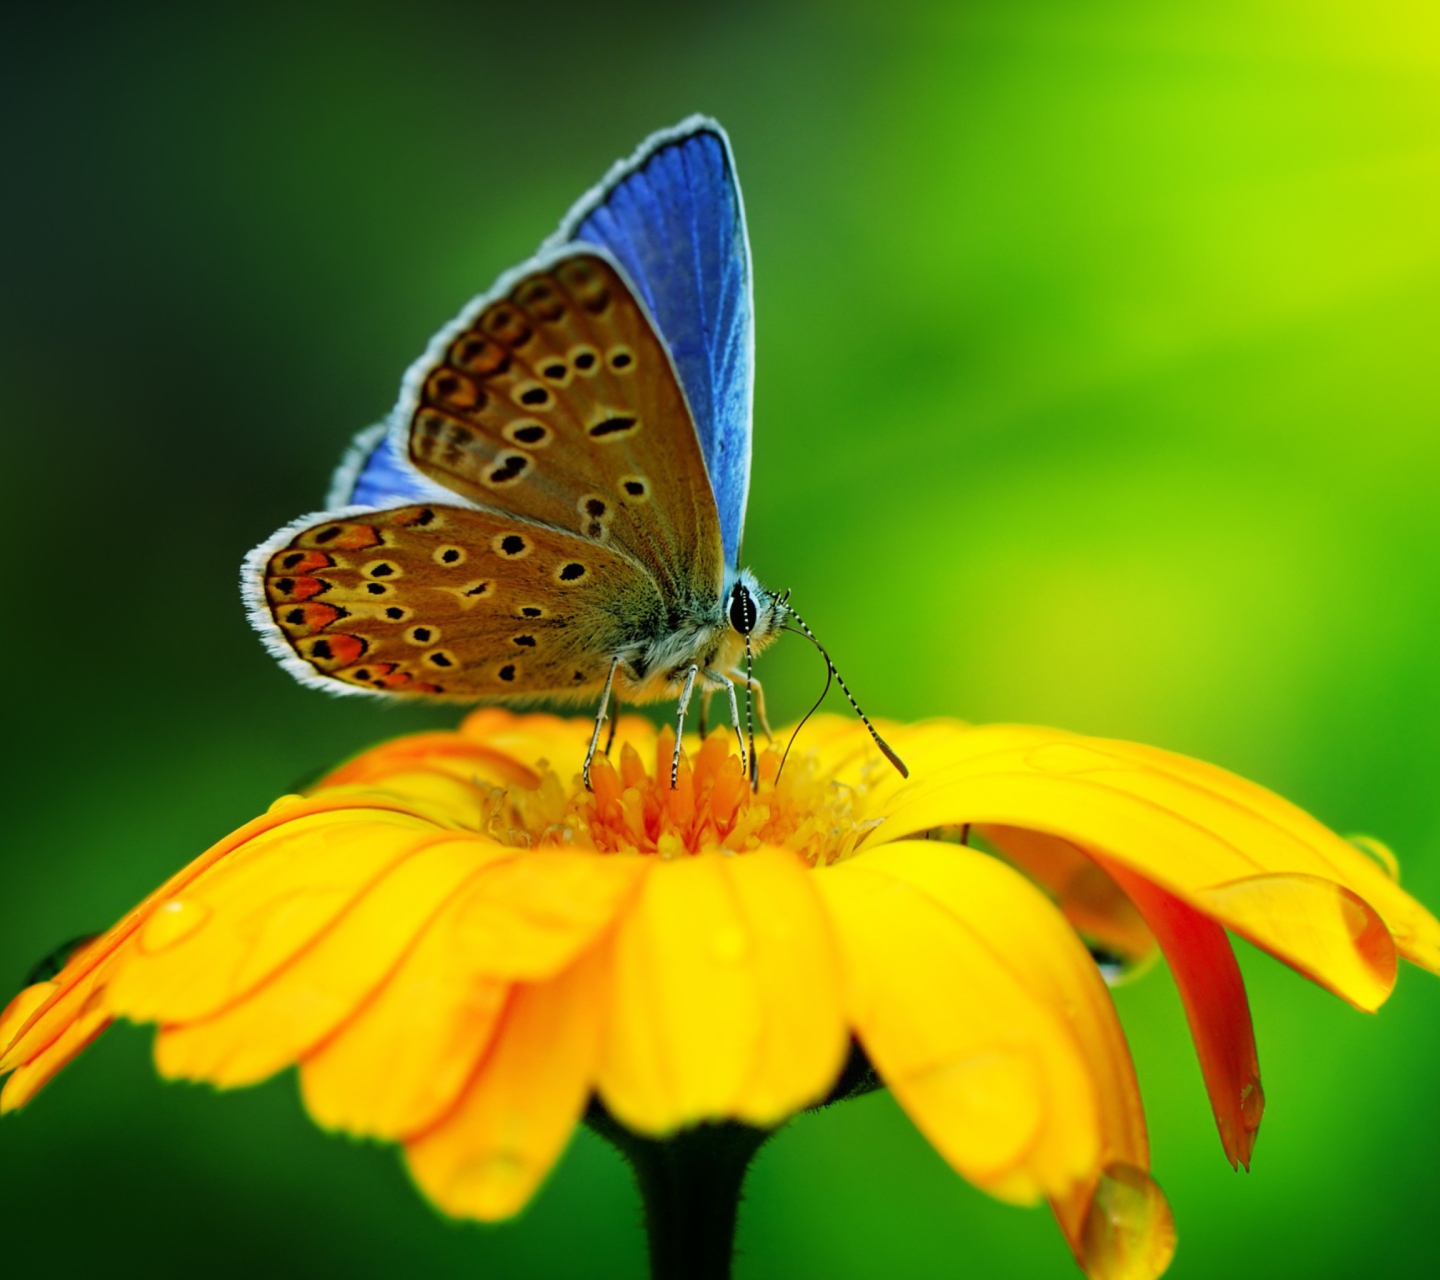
779, 602, 908, 779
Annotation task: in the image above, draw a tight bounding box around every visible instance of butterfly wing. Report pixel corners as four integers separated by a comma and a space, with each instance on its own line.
244, 504, 664, 700
326, 423, 456, 509
548, 117, 754, 569
393, 248, 724, 604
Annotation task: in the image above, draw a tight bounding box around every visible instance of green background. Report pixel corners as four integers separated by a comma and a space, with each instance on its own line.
4, 2, 1439, 1275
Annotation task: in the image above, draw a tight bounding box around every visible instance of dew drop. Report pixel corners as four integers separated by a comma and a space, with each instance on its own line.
1078, 1163, 1177, 1280
446, 1150, 533, 1219
140, 899, 212, 953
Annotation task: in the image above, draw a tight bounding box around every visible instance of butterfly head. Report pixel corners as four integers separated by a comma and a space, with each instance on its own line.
725, 570, 785, 654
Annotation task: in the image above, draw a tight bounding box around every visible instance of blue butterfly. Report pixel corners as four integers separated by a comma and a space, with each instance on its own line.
244, 117, 900, 783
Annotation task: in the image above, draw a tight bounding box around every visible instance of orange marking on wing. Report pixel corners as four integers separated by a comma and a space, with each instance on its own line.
269, 550, 334, 575
302, 523, 382, 552
279, 603, 348, 634
268, 577, 330, 603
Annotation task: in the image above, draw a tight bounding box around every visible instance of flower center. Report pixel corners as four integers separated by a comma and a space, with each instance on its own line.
474, 726, 882, 864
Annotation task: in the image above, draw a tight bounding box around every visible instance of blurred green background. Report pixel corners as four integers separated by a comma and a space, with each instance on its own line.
4, 1, 1440, 1275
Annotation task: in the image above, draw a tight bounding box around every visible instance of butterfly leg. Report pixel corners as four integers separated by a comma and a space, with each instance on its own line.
703, 669, 750, 782
604, 694, 620, 756
584, 658, 621, 791
736, 671, 775, 742
671, 664, 701, 787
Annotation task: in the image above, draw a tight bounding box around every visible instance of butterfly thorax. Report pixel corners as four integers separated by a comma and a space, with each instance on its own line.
612, 568, 782, 702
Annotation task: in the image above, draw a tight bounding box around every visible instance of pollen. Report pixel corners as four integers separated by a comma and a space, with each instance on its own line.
471, 727, 882, 863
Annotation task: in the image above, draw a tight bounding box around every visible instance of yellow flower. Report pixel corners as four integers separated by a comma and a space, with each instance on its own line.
4, 710, 1437, 1280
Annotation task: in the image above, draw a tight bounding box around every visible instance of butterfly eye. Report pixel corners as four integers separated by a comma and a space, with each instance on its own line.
729, 585, 759, 635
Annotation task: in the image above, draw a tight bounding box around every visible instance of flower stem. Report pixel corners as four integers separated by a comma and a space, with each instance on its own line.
586, 1102, 770, 1280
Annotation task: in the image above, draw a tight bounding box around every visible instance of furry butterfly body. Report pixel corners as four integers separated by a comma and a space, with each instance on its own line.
245, 119, 784, 740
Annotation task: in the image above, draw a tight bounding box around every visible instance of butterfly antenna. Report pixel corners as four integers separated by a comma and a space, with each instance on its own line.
777, 626, 833, 784
744, 633, 757, 790
780, 604, 909, 779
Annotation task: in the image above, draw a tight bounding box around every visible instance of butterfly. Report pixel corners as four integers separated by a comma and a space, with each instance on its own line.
243, 117, 902, 786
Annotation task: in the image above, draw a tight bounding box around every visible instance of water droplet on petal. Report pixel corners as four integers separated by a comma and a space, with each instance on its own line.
447, 1150, 532, 1219
1347, 834, 1400, 882
1079, 1163, 1176, 1280
140, 899, 211, 953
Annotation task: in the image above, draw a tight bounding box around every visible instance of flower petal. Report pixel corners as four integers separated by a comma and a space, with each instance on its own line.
1104, 862, 1263, 1170
108, 810, 461, 1025
981, 825, 1157, 968
869, 726, 1431, 1008
598, 848, 846, 1133
148, 838, 505, 1086
0, 795, 429, 1078
814, 843, 1103, 1203
404, 947, 605, 1222
300, 852, 642, 1138
0, 986, 110, 1113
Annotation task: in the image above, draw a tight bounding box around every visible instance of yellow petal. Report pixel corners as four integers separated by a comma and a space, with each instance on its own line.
0, 984, 57, 1061
444, 852, 647, 980
300, 852, 642, 1138
981, 825, 1156, 969
598, 848, 846, 1133
0, 992, 109, 1113
108, 810, 462, 1024
149, 839, 502, 1086
869, 725, 1435, 1007
814, 846, 1101, 1203
404, 947, 605, 1222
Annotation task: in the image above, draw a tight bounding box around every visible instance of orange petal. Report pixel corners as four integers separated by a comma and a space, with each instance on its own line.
1105, 861, 1263, 1171
404, 947, 605, 1221
981, 825, 1156, 969
815, 844, 1102, 1203
598, 848, 846, 1133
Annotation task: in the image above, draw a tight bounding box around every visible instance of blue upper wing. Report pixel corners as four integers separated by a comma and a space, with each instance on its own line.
326, 423, 457, 510
549, 117, 755, 568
